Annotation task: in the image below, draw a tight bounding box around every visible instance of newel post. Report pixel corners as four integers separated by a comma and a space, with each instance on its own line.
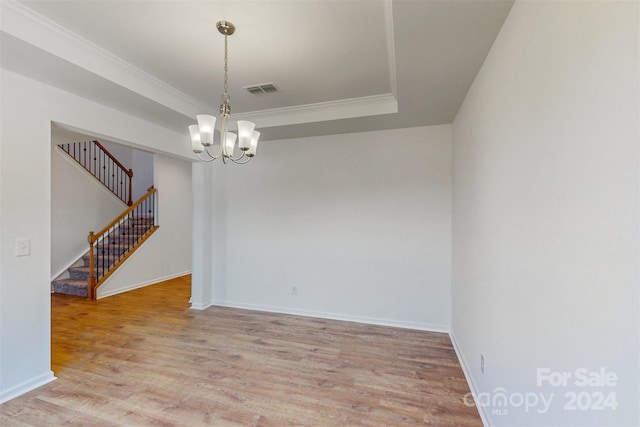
88, 231, 96, 300
127, 169, 134, 206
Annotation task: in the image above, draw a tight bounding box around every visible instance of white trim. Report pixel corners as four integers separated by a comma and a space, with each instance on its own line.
383, 0, 398, 98
449, 331, 491, 427
0, 1, 206, 117
212, 299, 449, 333
97, 270, 191, 299
232, 94, 398, 129
50, 247, 86, 281
190, 300, 213, 311
93, 230, 191, 299
3, 2, 399, 129
0, 371, 56, 404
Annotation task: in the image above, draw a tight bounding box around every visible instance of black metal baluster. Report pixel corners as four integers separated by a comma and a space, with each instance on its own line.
97, 143, 100, 186
98, 237, 102, 282
120, 170, 124, 204
93, 142, 97, 177
133, 209, 136, 248
109, 157, 112, 196
103, 147, 106, 188
117, 167, 120, 201
108, 156, 111, 195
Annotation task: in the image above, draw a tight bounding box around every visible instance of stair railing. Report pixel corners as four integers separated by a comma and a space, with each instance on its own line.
59, 140, 134, 206
88, 186, 158, 299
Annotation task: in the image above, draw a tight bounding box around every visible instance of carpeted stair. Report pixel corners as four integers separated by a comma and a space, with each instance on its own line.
52, 216, 155, 297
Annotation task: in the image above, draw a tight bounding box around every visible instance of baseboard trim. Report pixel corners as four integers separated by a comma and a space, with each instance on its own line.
449, 331, 491, 427
0, 371, 56, 404
212, 300, 450, 333
97, 270, 191, 299
190, 300, 213, 310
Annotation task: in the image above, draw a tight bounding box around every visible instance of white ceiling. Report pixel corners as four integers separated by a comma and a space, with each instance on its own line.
1, 0, 514, 142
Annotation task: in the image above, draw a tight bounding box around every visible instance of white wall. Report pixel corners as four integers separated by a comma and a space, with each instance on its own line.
100, 139, 133, 170
132, 149, 154, 200
0, 68, 192, 403
200, 125, 452, 331
99, 140, 155, 202
50, 142, 126, 279
97, 153, 191, 298
451, 1, 639, 426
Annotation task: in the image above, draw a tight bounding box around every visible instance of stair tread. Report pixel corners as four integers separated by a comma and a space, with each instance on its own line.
54, 222, 158, 297
53, 279, 88, 297
53, 279, 87, 287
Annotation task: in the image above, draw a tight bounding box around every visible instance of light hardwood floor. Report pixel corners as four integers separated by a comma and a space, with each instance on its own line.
1, 276, 482, 426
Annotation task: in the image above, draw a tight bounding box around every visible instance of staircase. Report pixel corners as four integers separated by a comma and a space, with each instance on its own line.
52, 215, 156, 298
53, 140, 158, 299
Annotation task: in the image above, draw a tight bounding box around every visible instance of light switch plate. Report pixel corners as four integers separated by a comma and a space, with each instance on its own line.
16, 239, 30, 257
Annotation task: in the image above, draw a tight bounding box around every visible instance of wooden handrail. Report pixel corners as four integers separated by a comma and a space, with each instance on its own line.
93, 140, 133, 178
59, 140, 134, 206
89, 186, 156, 244
93, 140, 133, 205
87, 186, 158, 299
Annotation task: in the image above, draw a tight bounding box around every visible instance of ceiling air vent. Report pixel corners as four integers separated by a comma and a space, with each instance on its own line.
244, 83, 278, 94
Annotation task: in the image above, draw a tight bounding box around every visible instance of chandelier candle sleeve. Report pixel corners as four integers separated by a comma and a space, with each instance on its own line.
224, 132, 237, 158
196, 115, 216, 146
247, 131, 260, 157
188, 20, 260, 164
189, 125, 204, 153
237, 121, 256, 151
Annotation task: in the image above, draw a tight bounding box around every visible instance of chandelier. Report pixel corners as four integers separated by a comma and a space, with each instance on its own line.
188, 21, 260, 164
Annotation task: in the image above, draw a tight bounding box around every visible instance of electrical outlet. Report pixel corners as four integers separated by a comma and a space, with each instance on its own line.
291, 286, 298, 295
480, 354, 485, 374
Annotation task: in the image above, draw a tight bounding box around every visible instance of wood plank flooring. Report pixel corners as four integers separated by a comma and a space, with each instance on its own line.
1, 276, 482, 426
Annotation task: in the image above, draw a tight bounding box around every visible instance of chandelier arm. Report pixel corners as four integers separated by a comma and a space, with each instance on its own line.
228, 155, 252, 165
226, 150, 247, 162
196, 152, 216, 162
204, 144, 223, 160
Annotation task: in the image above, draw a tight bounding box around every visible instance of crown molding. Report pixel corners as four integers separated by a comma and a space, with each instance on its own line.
1, 0, 399, 130
0, 0, 208, 117
233, 93, 398, 129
